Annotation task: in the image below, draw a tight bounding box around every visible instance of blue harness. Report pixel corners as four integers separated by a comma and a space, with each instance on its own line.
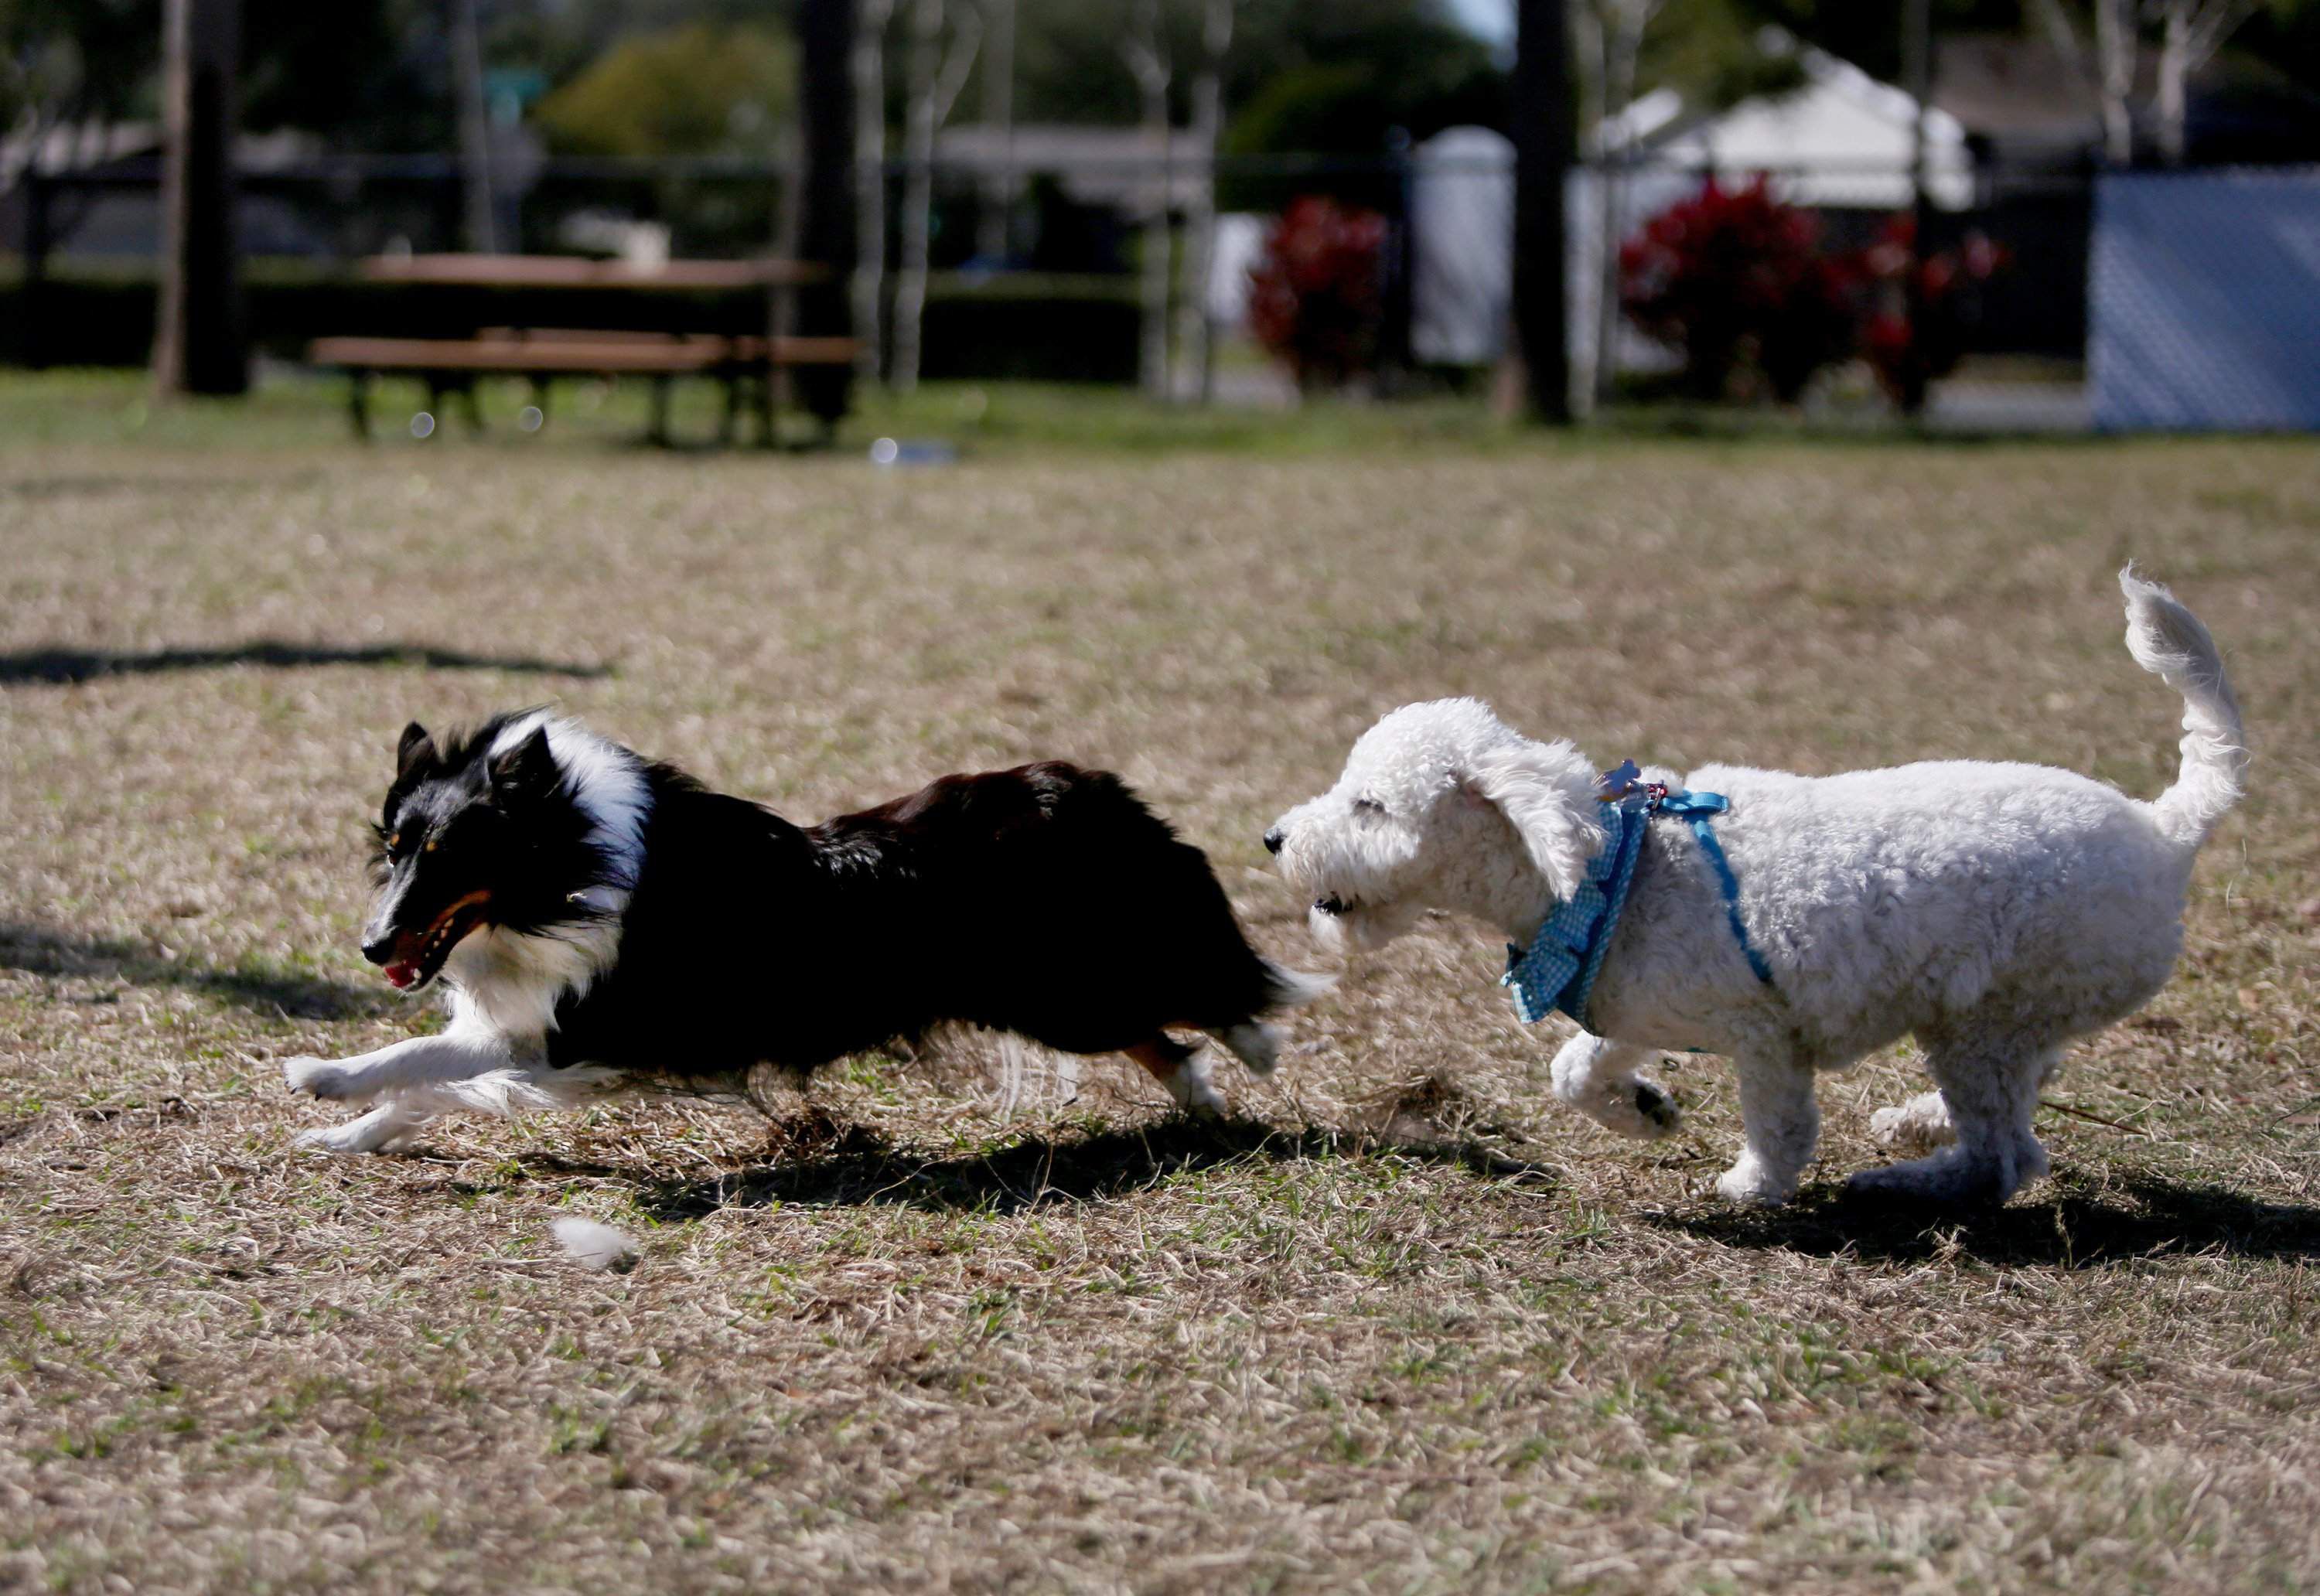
1502, 761, 1774, 1031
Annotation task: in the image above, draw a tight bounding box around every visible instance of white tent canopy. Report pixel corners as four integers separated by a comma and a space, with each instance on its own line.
1639, 48, 1975, 211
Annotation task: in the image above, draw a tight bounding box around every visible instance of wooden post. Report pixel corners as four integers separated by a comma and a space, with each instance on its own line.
155, 0, 247, 396
1511, 0, 1571, 424
795, 0, 859, 429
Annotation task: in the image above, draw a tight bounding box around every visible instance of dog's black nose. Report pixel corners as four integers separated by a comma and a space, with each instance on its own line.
1262, 827, 1285, 855
359, 933, 396, 967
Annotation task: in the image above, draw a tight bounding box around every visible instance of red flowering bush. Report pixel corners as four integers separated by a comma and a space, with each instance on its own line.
1248, 197, 1388, 390
1855, 217, 2008, 411
1619, 176, 1858, 404
1619, 177, 2008, 412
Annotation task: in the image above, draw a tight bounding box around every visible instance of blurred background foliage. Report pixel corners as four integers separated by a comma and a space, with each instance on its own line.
529, 21, 797, 158
10, 0, 2320, 156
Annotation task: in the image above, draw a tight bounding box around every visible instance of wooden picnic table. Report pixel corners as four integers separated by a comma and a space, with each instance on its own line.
309, 254, 854, 446
356, 254, 828, 291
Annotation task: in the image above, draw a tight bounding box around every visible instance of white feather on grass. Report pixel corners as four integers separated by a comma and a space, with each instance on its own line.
550, 1216, 639, 1273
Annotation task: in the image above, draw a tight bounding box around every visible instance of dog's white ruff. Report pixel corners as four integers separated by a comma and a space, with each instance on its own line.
288, 716, 648, 1153
1267, 571, 2243, 1206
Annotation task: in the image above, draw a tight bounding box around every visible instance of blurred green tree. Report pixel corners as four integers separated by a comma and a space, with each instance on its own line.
992, 0, 1504, 148
2, 0, 159, 137
531, 20, 797, 157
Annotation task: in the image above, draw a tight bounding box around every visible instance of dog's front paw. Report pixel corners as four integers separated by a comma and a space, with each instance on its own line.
1628, 1079, 1683, 1141
1576, 1077, 1683, 1141
1165, 1056, 1227, 1119
283, 1056, 357, 1101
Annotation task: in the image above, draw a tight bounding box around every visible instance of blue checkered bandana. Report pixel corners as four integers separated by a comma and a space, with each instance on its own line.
1503, 761, 1772, 1032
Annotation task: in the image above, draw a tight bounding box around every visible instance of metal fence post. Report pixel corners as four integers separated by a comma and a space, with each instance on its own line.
20, 170, 49, 370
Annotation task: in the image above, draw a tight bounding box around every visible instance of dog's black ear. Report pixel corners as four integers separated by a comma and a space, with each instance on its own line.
396, 721, 436, 781
488, 724, 559, 806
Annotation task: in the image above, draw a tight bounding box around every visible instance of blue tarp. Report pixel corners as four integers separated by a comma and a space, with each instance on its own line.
2091, 170, 2320, 432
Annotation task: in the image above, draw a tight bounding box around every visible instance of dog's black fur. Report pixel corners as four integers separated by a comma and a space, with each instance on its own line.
360, 711, 1308, 1093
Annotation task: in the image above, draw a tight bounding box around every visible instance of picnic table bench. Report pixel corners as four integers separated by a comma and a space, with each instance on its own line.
307, 254, 858, 446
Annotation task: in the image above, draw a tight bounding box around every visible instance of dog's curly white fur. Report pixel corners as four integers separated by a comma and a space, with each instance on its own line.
1267, 571, 2244, 1206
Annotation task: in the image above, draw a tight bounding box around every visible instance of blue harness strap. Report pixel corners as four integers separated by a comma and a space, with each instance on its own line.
1654, 790, 1776, 986
1502, 766, 1774, 1031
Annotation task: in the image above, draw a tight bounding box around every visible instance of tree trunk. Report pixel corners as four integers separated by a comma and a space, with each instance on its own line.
1898, 0, 1933, 416
1590, 3, 1651, 410
154, 0, 245, 397
891, 0, 943, 394
1572, 3, 1604, 411
2157, 1, 2190, 165
2155, 0, 2257, 166
2096, 0, 2135, 165
452, 0, 496, 253
976, 0, 1015, 261
891, 0, 978, 393
1123, 0, 1172, 401
796, 0, 860, 428
1175, 0, 1232, 404
854, 0, 894, 382
1512, 0, 1572, 423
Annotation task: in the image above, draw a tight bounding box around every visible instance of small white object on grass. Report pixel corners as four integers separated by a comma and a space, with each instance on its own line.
550, 1216, 639, 1274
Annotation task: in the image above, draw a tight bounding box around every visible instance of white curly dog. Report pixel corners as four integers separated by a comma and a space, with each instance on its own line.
1264, 571, 2245, 1206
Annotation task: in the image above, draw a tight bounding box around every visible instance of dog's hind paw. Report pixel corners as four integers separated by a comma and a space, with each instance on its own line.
1847, 1139, 2043, 1208
1714, 1157, 1798, 1207
1869, 1090, 1955, 1153
294, 1103, 421, 1156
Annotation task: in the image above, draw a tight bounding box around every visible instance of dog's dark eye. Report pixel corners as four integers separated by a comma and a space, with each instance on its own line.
1353, 796, 1386, 817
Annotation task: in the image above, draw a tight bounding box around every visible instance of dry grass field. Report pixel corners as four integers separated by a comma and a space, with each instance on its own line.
2, 374, 2317, 1593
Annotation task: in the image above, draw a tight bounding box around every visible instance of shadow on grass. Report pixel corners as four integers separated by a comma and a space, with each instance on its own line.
0, 640, 612, 686
1650, 1168, 2320, 1267
624, 1116, 1558, 1222
0, 921, 397, 1021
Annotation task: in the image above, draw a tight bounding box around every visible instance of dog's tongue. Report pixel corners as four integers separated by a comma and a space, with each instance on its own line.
384, 960, 419, 991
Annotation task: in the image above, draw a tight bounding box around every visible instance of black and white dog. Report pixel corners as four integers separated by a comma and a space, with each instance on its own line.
284, 711, 1325, 1154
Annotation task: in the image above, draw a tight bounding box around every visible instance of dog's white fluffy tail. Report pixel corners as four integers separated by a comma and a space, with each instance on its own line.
2120, 566, 2246, 851
1262, 960, 1336, 1011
